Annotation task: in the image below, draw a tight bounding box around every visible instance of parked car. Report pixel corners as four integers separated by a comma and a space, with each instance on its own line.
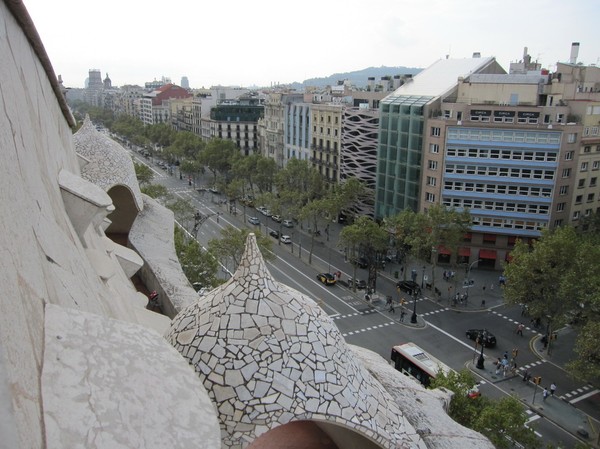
466, 329, 497, 348
282, 219, 294, 228
348, 278, 367, 290
271, 215, 282, 223
269, 229, 280, 239
352, 257, 368, 269
316, 273, 336, 285
396, 280, 421, 295
280, 235, 292, 244
248, 216, 260, 225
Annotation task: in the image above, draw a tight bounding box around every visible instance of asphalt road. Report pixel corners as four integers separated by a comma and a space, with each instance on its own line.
131, 147, 598, 449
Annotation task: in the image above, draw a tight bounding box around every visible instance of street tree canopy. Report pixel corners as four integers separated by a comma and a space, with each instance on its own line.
503, 225, 600, 381
430, 369, 540, 448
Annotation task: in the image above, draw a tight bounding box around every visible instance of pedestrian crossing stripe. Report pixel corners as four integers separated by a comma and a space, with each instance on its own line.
341, 321, 395, 337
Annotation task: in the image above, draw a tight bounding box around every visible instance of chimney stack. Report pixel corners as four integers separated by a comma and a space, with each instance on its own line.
569, 42, 580, 64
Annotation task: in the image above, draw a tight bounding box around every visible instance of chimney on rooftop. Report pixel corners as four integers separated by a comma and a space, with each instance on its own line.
472, 52, 481, 58
569, 42, 580, 64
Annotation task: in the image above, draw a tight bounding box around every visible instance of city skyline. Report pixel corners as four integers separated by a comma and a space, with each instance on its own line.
24, 0, 600, 89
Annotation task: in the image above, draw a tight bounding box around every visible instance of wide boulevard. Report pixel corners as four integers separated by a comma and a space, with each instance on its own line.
131, 146, 600, 449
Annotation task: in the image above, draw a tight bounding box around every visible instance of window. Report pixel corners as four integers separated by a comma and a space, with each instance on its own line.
591, 177, 597, 187
426, 192, 435, 202
584, 146, 592, 153
556, 203, 565, 212
428, 160, 438, 170
562, 168, 571, 178
567, 133, 577, 143
431, 127, 441, 137
554, 219, 564, 227
573, 211, 580, 220
575, 195, 583, 204
427, 176, 437, 186
588, 193, 595, 202
593, 161, 600, 170
430, 143, 439, 154
578, 179, 586, 188
565, 151, 574, 160
581, 162, 589, 171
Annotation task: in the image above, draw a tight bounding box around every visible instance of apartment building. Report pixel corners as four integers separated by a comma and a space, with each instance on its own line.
259, 92, 303, 168
377, 45, 600, 269
311, 103, 343, 183
204, 94, 264, 155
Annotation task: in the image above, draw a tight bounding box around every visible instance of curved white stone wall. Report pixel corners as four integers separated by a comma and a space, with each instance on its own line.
73, 116, 144, 212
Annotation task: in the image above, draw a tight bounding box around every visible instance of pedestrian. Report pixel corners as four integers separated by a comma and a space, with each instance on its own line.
400, 310, 406, 322
364, 293, 370, 302
522, 370, 531, 382
490, 283, 494, 291
389, 302, 395, 313
550, 382, 556, 396
483, 285, 486, 293
386, 296, 392, 306
481, 298, 486, 307
516, 323, 524, 336
543, 387, 549, 402
495, 358, 502, 375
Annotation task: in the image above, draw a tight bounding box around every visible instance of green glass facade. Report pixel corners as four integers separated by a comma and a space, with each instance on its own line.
375, 95, 432, 219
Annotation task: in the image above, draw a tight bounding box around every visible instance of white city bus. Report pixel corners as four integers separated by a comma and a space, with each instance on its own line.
390, 342, 453, 387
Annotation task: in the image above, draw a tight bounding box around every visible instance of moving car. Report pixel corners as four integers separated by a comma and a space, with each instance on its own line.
348, 278, 367, 290
466, 329, 497, 348
269, 230, 280, 239
248, 216, 260, 225
396, 280, 421, 295
282, 219, 294, 228
352, 257, 368, 269
280, 235, 292, 244
316, 273, 336, 285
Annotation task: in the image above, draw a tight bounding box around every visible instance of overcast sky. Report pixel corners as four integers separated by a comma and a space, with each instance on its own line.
23, 0, 600, 89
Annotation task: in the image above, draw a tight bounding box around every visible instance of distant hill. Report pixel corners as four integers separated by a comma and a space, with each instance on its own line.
288, 66, 423, 89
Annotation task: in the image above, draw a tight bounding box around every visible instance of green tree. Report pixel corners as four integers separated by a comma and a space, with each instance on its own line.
429, 369, 483, 426
503, 226, 582, 351
174, 227, 220, 289
144, 123, 175, 149
166, 198, 196, 231
472, 395, 539, 448
431, 369, 540, 448
208, 226, 274, 271
339, 216, 389, 291
134, 162, 154, 186
141, 183, 170, 200
200, 138, 238, 184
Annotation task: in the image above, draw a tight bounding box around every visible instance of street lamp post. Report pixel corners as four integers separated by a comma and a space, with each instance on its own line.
410, 290, 418, 324
476, 332, 486, 369
421, 266, 426, 289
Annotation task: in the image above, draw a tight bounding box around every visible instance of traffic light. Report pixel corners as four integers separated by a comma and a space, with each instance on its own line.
533, 376, 542, 385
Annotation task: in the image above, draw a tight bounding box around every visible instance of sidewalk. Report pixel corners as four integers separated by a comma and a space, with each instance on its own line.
468, 350, 599, 448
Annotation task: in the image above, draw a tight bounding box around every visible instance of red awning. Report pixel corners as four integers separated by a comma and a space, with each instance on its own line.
479, 249, 497, 259
459, 247, 471, 257
437, 245, 451, 255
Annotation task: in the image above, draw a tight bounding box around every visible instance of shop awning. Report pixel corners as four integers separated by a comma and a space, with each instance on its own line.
479, 249, 497, 259
459, 247, 471, 257
437, 245, 451, 255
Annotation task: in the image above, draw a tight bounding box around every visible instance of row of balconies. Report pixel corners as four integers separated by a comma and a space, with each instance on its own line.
310, 157, 338, 168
